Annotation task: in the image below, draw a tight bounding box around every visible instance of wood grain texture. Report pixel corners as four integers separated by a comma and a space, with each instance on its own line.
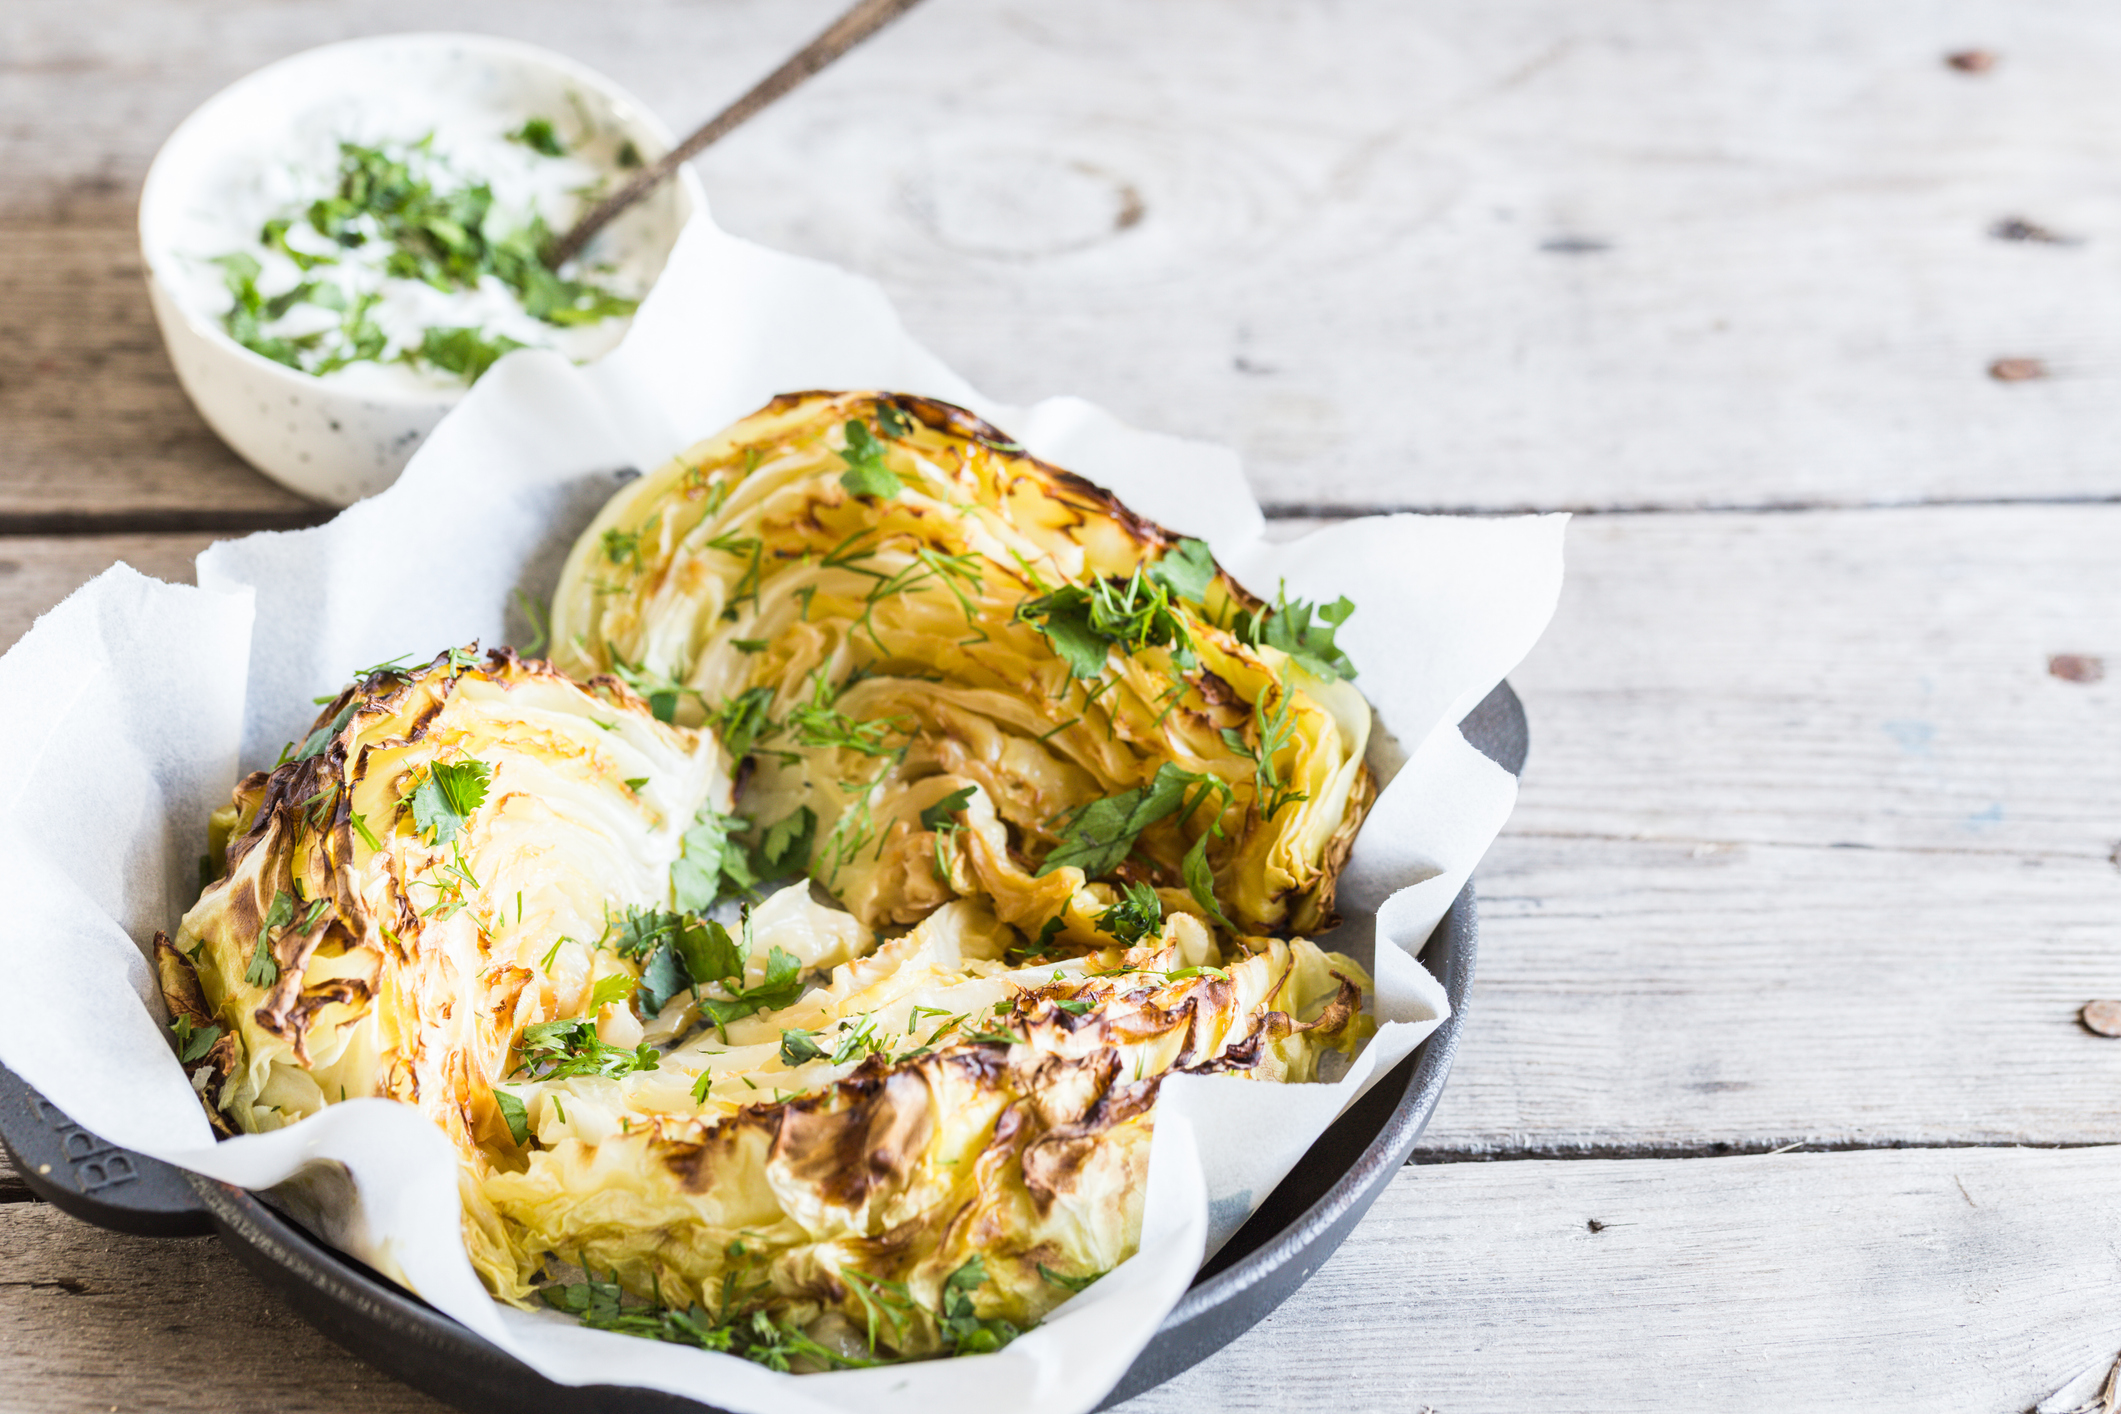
6, 1151, 2121, 1414
7, 0, 2121, 518
0, 534, 214, 651
1126, 1147, 2121, 1414
0, 1202, 448, 1412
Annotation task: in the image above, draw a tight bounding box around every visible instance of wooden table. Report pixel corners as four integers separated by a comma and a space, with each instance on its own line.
6, 2, 2120, 1409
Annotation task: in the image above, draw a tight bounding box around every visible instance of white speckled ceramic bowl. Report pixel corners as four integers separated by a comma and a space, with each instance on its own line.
139, 33, 703, 507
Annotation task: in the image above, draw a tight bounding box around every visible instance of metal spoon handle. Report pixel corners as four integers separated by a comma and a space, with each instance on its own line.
550, 0, 928, 268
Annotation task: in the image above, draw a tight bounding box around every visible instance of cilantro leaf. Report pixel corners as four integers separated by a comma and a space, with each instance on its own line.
408, 758, 492, 845
837, 420, 903, 499
412, 325, 526, 383
245, 889, 296, 988
493, 1088, 531, 1146
1147, 538, 1217, 604
637, 943, 690, 1016
919, 786, 976, 832
698, 945, 804, 1028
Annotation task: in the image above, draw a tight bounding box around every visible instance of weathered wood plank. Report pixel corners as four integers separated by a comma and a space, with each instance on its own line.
0, 534, 213, 650
0, 223, 326, 530
7, 0, 2121, 517
1125, 1147, 2121, 1414
5, 1151, 2120, 1414
1301, 504, 2118, 1152
0, 1202, 448, 1412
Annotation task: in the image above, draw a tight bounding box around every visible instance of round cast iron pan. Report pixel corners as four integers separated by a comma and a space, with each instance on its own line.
0, 681, 1526, 1412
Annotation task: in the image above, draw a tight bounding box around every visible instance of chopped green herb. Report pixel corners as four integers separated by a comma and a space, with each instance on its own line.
732, 638, 769, 654
624, 776, 649, 793
919, 786, 976, 831
837, 420, 903, 499
1014, 571, 1192, 680
1146, 537, 1217, 604
295, 699, 359, 761
1182, 833, 1239, 933
512, 588, 551, 656
350, 811, 384, 853
407, 758, 493, 845
169, 1015, 223, 1064
1221, 675, 1309, 821
937, 1256, 1022, 1355
493, 1088, 531, 1146
752, 806, 817, 882
506, 116, 565, 156
778, 1028, 826, 1065
245, 889, 296, 988
1099, 880, 1163, 944
1039, 763, 1230, 880
1038, 1264, 1103, 1294
412, 325, 526, 383
539, 936, 568, 973
1232, 584, 1358, 682
707, 685, 778, 760
588, 972, 638, 1011
512, 1017, 658, 1081
690, 1067, 714, 1104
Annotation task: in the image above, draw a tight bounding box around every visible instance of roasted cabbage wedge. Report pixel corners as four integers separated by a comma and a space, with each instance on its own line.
162, 391, 1384, 1372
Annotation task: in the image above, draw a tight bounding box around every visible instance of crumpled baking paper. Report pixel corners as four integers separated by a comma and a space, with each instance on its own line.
0, 211, 1563, 1413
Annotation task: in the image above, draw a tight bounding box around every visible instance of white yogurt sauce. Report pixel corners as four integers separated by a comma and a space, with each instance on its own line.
162, 98, 670, 399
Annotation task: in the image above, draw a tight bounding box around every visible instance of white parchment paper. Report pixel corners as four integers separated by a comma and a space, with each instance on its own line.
0, 213, 1563, 1413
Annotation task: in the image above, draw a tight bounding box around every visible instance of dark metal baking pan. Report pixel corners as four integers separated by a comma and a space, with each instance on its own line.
0, 679, 1526, 1412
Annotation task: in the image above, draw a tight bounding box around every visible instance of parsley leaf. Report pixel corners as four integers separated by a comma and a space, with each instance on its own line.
1099, 880, 1163, 944
1233, 585, 1358, 682
493, 1088, 531, 1146
412, 325, 525, 383
512, 1017, 659, 1081
1014, 571, 1192, 680
1146, 538, 1217, 604
778, 1028, 827, 1065
752, 806, 817, 882
245, 889, 296, 988
1038, 764, 1230, 879
708, 685, 777, 759
588, 973, 638, 1012
506, 116, 565, 156
407, 758, 492, 845
295, 699, 359, 761
837, 420, 903, 499
938, 1257, 1021, 1356
169, 1015, 223, 1064
672, 807, 754, 914
1182, 832, 1239, 933
1038, 1264, 1104, 1294
919, 786, 976, 831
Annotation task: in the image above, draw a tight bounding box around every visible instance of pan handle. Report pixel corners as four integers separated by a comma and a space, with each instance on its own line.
0, 1060, 212, 1236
